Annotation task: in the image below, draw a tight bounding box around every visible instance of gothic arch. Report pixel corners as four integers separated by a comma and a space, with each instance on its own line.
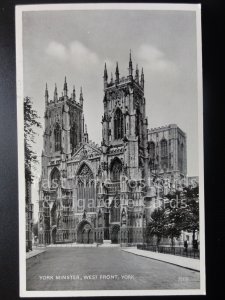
77, 220, 94, 244
54, 122, 61, 152
110, 157, 122, 182
114, 108, 124, 140
50, 167, 60, 188
111, 224, 120, 244
160, 138, 168, 157
76, 162, 95, 212
76, 161, 95, 179
160, 138, 168, 170
70, 122, 78, 151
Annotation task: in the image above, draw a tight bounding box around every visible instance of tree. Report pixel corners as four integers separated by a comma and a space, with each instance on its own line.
182, 185, 199, 245
164, 205, 185, 247
146, 208, 167, 248
24, 96, 42, 184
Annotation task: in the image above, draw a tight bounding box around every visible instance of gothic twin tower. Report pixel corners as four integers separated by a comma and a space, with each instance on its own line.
38, 52, 186, 245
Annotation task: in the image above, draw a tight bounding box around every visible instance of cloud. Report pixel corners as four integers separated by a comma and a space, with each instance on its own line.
137, 44, 178, 76
45, 41, 67, 61
69, 41, 99, 66
45, 40, 101, 69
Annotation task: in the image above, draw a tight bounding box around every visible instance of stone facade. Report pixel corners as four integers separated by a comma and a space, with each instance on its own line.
148, 125, 187, 178
38, 53, 187, 245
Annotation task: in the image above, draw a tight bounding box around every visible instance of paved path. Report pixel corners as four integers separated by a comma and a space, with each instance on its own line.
122, 248, 200, 271
26, 247, 200, 291
26, 249, 46, 259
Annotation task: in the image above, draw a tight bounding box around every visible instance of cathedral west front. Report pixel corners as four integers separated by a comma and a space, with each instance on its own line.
38, 52, 187, 245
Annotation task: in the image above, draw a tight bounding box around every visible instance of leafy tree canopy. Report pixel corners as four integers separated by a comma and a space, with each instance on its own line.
24, 96, 42, 183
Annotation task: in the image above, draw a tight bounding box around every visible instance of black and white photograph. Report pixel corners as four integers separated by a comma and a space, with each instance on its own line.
16, 3, 205, 297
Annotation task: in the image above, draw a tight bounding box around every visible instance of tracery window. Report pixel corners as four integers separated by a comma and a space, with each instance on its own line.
135, 109, 141, 137
70, 122, 77, 150
54, 123, 61, 152
114, 108, 124, 140
178, 141, 184, 173
50, 167, 60, 188
161, 139, 168, 157
110, 158, 122, 182
77, 164, 95, 212
160, 139, 168, 170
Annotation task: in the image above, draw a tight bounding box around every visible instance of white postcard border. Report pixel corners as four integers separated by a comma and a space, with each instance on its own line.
16, 3, 206, 297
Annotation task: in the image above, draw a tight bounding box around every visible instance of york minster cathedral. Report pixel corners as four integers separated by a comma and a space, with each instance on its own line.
38, 53, 187, 245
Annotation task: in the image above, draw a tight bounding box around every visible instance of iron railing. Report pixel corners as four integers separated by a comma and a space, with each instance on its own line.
137, 244, 200, 259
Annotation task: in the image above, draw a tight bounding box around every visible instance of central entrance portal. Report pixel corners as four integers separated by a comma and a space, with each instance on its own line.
111, 225, 120, 244
77, 220, 94, 244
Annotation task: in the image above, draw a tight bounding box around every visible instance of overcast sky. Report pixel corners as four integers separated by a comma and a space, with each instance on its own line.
22, 8, 200, 221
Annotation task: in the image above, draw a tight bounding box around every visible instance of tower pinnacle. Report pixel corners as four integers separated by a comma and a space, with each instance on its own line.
45, 83, 49, 105
54, 83, 58, 102
79, 86, 84, 106
135, 64, 139, 84
141, 67, 144, 89
63, 76, 68, 97
72, 85, 76, 101
128, 49, 133, 78
104, 63, 108, 89
115, 62, 119, 84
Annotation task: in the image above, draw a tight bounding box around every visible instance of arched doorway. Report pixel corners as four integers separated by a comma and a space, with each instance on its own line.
111, 225, 120, 244
77, 220, 94, 244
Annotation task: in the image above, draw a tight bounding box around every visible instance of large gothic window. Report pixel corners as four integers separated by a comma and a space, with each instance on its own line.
114, 108, 124, 140
110, 158, 122, 182
135, 109, 141, 137
50, 167, 60, 188
161, 139, 168, 157
178, 141, 184, 173
77, 164, 95, 213
70, 122, 77, 151
54, 123, 61, 152
160, 139, 168, 170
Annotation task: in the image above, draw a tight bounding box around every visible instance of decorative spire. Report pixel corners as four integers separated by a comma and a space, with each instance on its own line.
79, 86, 84, 106
63, 76, 67, 97
45, 83, 48, 96
104, 63, 108, 89
84, 123, 89, 143
128, 49, 133, 78
72, 85, 76, 101
115, 62, 119, 84
54, 83, 58, 102
104, 63, 108, 81
45, 83, 49, 105
141, 67, 144, 89
135, 64, 139, 84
